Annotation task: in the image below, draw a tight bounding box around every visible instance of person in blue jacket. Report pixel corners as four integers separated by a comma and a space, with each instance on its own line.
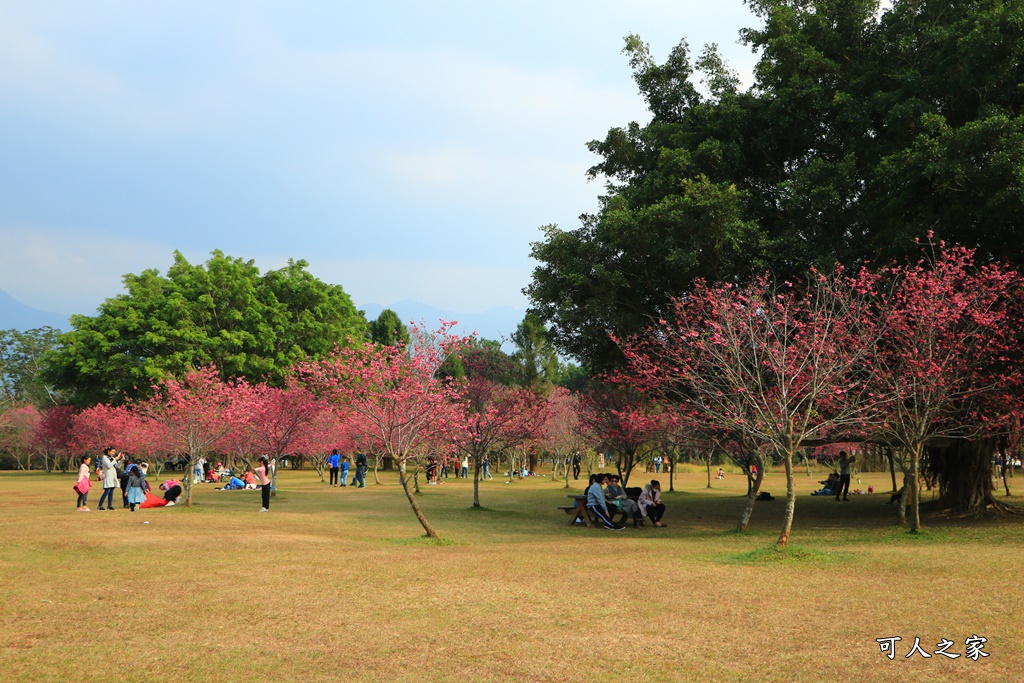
340, 455, 351, 487
327, 449, 341, 486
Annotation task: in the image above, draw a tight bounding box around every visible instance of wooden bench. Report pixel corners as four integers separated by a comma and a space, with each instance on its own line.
560, 495, 630, 528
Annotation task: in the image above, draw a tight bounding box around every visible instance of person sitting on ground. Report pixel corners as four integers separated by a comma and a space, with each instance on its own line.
219, 476, 246, 490
716, 468, 725, 480
242, 469, 258, 490
604, 474, 641, 527
887, 485, 907, 504
587, 473, 625, 531
638, 480, 667, 527
811, 473, 840, 496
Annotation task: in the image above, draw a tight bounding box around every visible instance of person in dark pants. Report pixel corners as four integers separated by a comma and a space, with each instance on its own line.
638, 480, 667, 527
327, 449, 341, 486
354, 452, 368, 488
835, 451, 855, 502
256, 456, 274, 512
571, 452, 582, 480
586, 473, 624, 530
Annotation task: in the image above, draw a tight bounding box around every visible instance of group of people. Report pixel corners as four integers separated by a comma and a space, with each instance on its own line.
74, 447, 276, 512
74, 446, 185, 512
810, 452, 856, 501
585, 473, 667, 530
327, 450, 368, 488
423, 454, 490, 483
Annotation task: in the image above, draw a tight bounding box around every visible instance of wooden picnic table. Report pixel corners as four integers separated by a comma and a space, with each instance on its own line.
558, 494, 629, 528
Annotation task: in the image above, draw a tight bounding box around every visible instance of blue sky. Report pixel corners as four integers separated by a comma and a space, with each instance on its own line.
0, 0, 759, 317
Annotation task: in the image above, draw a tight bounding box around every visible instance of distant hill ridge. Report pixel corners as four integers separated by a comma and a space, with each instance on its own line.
0, 290, 69, 331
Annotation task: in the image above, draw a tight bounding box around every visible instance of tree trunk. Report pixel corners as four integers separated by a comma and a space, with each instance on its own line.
473, 458, 481, 508
564, 457, 570, 489
373, 455, 381, 485
898, 474, 909, 526
398, 462, 439, 538
737, 463, 764, 532
887, 447, 897, 493
909, 445, 922, 533
776, 449, 796, 547
927, 438, 1000, 513
705, 451, 712, 489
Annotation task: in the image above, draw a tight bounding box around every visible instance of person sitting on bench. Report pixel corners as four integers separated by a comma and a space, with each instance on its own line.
587, 473, 625, 530
638, 480, 667, 527
604, 474, 641, 527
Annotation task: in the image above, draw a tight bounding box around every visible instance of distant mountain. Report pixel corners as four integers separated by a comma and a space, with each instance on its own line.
358, 300, 525, 346
0, 290, 69, 331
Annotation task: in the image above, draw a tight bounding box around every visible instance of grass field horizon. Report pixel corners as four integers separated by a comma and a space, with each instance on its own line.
2, 466, 1022, 682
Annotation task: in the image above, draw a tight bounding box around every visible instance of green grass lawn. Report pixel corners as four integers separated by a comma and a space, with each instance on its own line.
1, 466, 1022, 682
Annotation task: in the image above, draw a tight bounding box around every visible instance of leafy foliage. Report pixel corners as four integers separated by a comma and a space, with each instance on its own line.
43, 251, 366, 406
529, 0, 1024, 369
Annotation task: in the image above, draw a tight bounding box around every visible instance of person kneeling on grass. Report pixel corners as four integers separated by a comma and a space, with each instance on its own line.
587, 473, 625, 531
159, 479, 182, 506
638, 480, 667, 527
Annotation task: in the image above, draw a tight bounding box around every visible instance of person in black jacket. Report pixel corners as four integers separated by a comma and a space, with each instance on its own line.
354, 452, 368, 488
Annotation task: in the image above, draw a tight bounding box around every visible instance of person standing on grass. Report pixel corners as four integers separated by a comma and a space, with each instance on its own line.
256, 456, 274, 512
482, 455, 492, 480
74, 455, 93, 511
572, 452, 582, 480
354, 452, 368, 488
586, 473, 625, 530
460, 455, 469, 479
97, 447, 122, 511
327, 449, 341, 487
340, 455, 351, 487
125, 464, 145, 512
835, 451, 855, 502
638, 480, 667, 527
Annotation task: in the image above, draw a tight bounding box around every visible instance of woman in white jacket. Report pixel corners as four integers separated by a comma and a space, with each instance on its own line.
97, 447, 122, 510
638, 480, 667, 527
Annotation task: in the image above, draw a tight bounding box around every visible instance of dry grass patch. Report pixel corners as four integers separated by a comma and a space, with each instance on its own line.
1, 468, 1022, 682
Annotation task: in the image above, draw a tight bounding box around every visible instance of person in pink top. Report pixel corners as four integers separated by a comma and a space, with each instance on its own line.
75, 455, 93, 511
160, 479, 183, 506
255, 456, 275, 512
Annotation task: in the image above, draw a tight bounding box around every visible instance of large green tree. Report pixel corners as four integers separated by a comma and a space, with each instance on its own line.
368, 308, 410, 347
44, 251, 366, 405
0, 327, 62, 406
528, 0, 1024, 369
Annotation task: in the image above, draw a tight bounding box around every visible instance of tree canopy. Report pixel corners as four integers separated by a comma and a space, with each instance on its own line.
44, 251, 366, 406
527, 0, 1024, 370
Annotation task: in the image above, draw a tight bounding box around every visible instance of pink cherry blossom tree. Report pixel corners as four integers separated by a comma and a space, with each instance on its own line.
621, 268, 882, 546
300, 323, 468, 538
133, 366, 241, 507
869, 240, 1024, 530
